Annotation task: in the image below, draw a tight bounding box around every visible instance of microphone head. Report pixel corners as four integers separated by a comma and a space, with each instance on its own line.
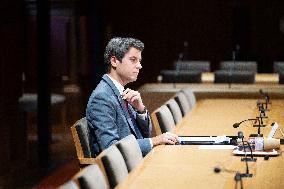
266, 95, 270, 102
233, 123, 240, 128
214, 167, 221, 173
238, 131, 244, 139
234, 173, 242, 181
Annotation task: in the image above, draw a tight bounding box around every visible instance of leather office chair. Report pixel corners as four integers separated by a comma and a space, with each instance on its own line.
58, 180, 79, 189
73, 164, 110, 189
71, 117, 97, 166
273, 61, 284, 73
174, 92, 191, 117
214, 70, 255, 84
174, 61, 210, 72
181, 89, 196, 108
279, 70, 284, 84
165, 99, 183, 124
115, 134, 143, 172
101, 145, 129, 188
155, 105, 176, 133
220, 61, 257, 73
160, 70, 202, 83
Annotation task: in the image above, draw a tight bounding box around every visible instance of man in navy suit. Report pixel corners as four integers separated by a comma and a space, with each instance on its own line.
86, 37, 179, 156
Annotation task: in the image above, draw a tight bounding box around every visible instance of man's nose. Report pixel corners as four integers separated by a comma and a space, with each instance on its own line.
136, 62, 142, 69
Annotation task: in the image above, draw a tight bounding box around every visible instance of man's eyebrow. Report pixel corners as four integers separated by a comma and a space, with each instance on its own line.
129, 56, 142, 61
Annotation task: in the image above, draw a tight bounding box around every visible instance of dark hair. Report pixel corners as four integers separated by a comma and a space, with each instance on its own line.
104, 37, 144, 73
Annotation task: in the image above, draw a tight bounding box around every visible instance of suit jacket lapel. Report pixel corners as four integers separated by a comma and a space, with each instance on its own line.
102, 75, 139, 137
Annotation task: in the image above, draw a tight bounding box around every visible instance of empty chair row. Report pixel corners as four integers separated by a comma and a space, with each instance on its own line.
174, 60, 284, 73
160, 70, 256, 84
173, 60, 257, 73
151, 89, 196, 135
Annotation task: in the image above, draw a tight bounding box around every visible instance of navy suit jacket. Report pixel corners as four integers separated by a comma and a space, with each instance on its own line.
86, 74, 152, 156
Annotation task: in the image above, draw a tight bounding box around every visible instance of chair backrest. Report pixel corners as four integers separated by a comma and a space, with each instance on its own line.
273, 61, 284, 73
71, 117, 95, 163
160, 70, 202, 83
174, 61, 210, 72
165, 99, 183, 124
220, 61, 257, 73
155, 105, 176, 133
214, 70, 255, 84
174, 92, 191, 116
181, 89, 196, 108
74, 164, 110, 189
279, 71, 284, 84
115, 134, 143, 172
101, 145, 128, 188
58, 180, 79, 189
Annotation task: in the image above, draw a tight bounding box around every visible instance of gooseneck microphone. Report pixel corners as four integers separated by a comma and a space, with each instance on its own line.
259, 89, 271, 110
237, 131, 255, 178
214, 166, 244, 189
233, 119, 259, 128
233, 118, 264, 137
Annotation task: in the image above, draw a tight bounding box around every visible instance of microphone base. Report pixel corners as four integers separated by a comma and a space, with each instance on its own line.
249, 133, 263, 137
241, 157, 257, 162
240, 173, 253, 178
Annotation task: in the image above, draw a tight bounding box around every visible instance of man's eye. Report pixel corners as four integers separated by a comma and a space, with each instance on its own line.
130, 58, 137, 62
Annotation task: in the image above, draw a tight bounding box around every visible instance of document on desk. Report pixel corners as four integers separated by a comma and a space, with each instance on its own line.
178, 135, 238, 145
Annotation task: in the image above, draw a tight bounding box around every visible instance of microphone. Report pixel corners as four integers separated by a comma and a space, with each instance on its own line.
214, 166, 245, 189
257, 100, 266, 117
214, 167, 221, 173
238, 131, 256, 162
233, 118, 259, 128
233, 118, 264, 137
259, 89, 270, 110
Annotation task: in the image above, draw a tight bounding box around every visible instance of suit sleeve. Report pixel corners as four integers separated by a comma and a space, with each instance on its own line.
87, 93, 120, 151
136, 111, 153, 138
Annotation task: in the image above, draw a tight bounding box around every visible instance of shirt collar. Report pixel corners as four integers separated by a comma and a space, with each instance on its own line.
106, 74, 124, 95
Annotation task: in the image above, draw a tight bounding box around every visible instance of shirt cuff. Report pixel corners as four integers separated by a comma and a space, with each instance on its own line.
137, 109, 148, 120
148, 138, 153, 148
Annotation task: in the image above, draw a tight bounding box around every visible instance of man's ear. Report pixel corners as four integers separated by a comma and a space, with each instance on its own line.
110, 56, 118, 68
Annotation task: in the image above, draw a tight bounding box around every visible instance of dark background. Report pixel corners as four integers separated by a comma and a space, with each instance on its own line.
1, 0, 284, 180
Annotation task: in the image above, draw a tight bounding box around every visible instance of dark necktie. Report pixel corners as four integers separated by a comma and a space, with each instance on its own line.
124, 100, 142, 138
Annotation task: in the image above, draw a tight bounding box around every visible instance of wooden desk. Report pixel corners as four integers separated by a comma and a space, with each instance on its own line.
116, 99, 284, 189
139, 83, 284, 113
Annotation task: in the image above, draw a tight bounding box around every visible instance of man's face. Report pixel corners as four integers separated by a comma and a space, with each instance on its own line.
113, 47, 142, 85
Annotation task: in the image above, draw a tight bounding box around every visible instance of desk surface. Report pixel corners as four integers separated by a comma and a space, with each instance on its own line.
116, 99, 284, 189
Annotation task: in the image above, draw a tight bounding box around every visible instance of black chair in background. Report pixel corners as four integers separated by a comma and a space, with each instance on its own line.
220, 61, 257, 73
273, 61, 284, 73
214, 70, 255, 84
174, 61, 210, 72
279, 71, 284, 84
160, 70, 202, 83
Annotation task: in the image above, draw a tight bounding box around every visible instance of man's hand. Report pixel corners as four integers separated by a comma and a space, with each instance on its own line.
151, 132, 180, 146
122, 88, 145, 112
